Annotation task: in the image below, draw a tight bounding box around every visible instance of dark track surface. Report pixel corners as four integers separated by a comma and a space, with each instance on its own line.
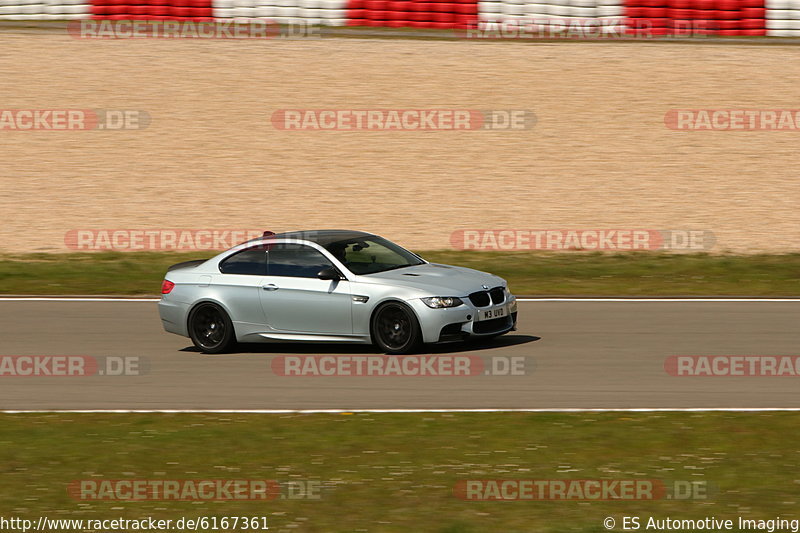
0, 300, 797, 409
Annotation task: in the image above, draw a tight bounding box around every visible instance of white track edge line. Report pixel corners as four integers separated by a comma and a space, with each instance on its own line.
0, 298, 160, 302
3, 408, 800, 413
0, 298, 797, 303
519, 298, 800, 302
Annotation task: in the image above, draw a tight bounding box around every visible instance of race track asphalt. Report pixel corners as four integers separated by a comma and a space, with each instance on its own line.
0, 300, 797, 410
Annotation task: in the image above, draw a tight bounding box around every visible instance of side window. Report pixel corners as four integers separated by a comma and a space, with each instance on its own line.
219, 248, 266, 275
267, 244, 334, 278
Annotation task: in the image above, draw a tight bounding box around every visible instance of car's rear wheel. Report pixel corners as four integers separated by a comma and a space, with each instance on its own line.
371, 302, 422, 355
188, 303, 236, 354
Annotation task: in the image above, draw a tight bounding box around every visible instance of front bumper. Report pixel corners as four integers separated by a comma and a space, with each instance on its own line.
408, 295, 518, 344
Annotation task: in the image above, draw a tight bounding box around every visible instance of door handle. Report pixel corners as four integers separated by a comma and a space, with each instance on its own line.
262, 284, 278, 291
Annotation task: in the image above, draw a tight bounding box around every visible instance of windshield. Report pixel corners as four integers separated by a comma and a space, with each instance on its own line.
323, 236, 425, 275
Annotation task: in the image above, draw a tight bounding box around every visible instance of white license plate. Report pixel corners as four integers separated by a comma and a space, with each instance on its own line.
480, 306, 506, 321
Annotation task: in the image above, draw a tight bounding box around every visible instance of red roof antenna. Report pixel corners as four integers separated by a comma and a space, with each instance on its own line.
263, 231, 276, 237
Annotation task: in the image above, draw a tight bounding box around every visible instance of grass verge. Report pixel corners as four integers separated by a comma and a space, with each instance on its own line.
0, 251, 798, 296
0, 412, 797, 532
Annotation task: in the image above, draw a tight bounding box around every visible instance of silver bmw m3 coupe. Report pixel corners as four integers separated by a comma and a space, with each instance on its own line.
158, 230, 518, 354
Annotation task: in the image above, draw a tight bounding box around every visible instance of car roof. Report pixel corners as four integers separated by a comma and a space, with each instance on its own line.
249, 229, 376, 246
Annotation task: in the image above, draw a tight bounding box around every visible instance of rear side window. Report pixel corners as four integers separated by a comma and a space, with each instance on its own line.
267, 244, 334, 278
219, 248, 266, 275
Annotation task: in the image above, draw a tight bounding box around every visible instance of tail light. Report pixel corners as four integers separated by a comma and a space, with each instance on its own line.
161, 280, 175, 294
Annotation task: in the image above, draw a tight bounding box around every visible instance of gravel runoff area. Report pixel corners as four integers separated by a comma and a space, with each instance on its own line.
0, 34, 798, 253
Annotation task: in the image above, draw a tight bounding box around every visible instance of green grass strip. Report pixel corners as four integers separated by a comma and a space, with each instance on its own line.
0, 412, 797, 532
0, 251, 798, 296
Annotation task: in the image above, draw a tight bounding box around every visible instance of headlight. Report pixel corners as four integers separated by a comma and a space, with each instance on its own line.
421, 297, 463, 308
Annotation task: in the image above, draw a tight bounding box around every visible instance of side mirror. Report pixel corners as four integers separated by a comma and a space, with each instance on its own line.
318, 267, 342, 281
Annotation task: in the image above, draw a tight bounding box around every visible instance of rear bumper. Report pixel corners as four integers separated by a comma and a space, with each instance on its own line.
158, 297, 190, 337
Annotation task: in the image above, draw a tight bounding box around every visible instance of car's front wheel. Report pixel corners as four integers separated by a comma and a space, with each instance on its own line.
371, 302, 422, 355
188, 303, 236, 354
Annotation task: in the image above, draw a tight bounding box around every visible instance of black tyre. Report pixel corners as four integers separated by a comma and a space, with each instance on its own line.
188, 303, 236, 354
371, 302, 422, 355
